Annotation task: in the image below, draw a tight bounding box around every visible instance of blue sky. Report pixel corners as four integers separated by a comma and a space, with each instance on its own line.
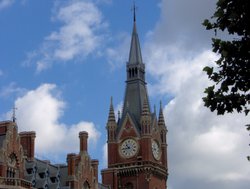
0, 0, 249, 189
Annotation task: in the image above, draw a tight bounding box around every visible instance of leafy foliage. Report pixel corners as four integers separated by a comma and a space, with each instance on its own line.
203, 0, 250, 115
247, 124, 250, 161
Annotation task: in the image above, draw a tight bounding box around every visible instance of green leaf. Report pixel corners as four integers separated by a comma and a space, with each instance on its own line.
203, 66, 213, 76
203, 19, 213, 30
221, 50, 228, 57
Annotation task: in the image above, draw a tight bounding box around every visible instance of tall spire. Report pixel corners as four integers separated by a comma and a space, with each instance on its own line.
128, 3, 143, 65
121, 7, 149, 129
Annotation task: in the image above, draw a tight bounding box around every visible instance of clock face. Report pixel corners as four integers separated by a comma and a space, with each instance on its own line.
152, 140, 161, 160
120, 138, 138, 158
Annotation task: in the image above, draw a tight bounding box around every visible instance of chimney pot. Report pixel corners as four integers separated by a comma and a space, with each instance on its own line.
79, 131, 88, 152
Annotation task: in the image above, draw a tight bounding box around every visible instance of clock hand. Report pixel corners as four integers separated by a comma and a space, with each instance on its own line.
122, 147, 129, 150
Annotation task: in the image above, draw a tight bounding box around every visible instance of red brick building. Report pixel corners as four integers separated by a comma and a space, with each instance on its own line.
101, 13, 168, 189
0, 121, 31, 189
0, 121, 105, 189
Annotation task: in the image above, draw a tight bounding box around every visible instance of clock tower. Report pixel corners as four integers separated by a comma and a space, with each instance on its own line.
101, 11, 168, 189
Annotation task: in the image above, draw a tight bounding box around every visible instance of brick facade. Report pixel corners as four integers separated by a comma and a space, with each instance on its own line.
0, 121, 103, 189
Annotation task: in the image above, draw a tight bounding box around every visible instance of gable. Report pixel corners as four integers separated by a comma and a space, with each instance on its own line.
117, 113, 140, 141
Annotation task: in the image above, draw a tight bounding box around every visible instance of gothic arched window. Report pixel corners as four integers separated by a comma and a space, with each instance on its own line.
125, 182, 133, 189
83, 181, 90, 189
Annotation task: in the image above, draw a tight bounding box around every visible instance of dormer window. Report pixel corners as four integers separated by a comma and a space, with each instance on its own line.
39, 172, 45, 178
50, 177, 57, 183
26, 168, 33, 174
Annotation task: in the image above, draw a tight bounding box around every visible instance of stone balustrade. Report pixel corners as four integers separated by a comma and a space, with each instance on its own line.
0, 177, 32, 189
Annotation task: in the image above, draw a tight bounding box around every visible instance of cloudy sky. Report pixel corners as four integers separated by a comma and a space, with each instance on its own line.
0, 0, 249, 188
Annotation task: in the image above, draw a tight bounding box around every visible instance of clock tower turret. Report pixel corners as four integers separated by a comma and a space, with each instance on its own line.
102, 8, 168, 189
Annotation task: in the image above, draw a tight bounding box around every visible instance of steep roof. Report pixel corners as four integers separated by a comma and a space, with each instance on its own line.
120, 16, 150, 130
128, 21, 143, 65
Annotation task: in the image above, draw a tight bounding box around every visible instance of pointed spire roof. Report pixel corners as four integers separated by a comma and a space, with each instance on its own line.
141, 98, 150, 116
128, 9, 143, 65
108, 97, 116, 123
120, 5, 149, 130
158, 101, 166, 127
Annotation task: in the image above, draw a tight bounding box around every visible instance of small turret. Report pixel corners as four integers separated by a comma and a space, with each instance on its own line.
158, 101, 167, 144
106, 97, 117, 142
141, 99, 151, 135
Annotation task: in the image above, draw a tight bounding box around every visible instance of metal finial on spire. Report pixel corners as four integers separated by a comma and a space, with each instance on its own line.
131, 1, 138, 22
12, 105, 17, 123
110, 96, 113, 106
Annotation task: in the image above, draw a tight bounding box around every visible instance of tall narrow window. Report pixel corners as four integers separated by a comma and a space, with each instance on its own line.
83, 181, 90, 189
125, 182, 133, 189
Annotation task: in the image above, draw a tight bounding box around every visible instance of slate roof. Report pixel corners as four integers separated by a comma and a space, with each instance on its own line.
128, 21, 143, 65
24, 157, 103, 189
120, 18, 151, 131
24, 159, 61, 189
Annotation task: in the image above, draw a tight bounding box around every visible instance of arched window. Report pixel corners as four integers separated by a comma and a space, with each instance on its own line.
7, 153, 17, 178
161, 131, 164, 143
83, 181, 90, 189
135, 68, 138, 76
125, 182, 133, 189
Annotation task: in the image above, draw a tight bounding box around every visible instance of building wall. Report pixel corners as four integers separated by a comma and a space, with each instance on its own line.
0, 121, 25, 179
0, 121, 101, 189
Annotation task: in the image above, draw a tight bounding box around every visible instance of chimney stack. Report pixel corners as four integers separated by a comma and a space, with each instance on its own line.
19, 131, 36, 160
91, 159, 99, 187
79, 131, 88, 152
67, 153, 76, 176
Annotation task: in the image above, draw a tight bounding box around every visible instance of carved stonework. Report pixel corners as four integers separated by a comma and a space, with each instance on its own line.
0, 121, 25, 179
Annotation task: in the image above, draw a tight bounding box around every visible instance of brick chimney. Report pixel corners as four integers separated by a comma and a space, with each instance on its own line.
91, 159, 99, 183
67, 153, 77, 188
67, 153, 76, 176
79, 131, 88, 152
19, 131, 36, 161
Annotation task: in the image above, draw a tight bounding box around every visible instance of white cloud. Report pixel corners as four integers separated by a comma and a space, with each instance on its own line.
143, 0, 250, 188
24, 0, 107, 72
0, 0, 15, 10
150, 0, 217, 52
0, 82, 27, 98
14, 84, 101, 161
105, 32, 130, 70
102, 143, 107, 168
114, 101, 123, 120
145, 45, 250, 189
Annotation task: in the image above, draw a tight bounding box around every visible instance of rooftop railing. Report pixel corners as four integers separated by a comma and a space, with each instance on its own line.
0, 177, 32, 189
